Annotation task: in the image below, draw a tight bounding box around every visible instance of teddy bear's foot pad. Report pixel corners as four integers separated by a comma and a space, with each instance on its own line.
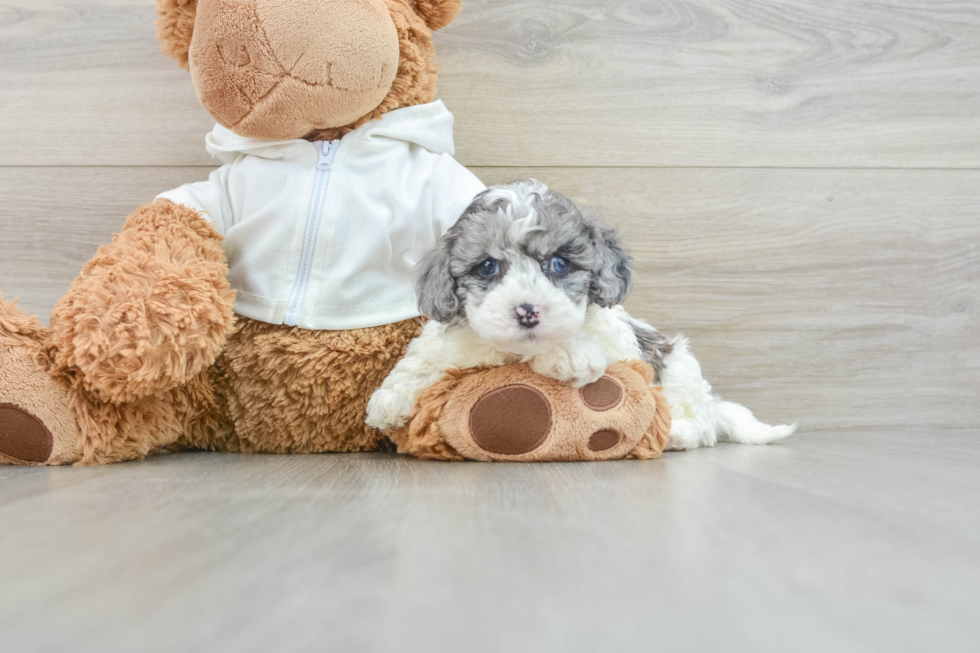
469, 385, 552, 455
0, 403, 53, 463
0, 345, 80, 466
440, 362, 669, 462
467, 381, 631, 457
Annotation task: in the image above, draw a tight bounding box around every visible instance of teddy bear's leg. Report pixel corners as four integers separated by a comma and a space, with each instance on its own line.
2, 200, 236, 465
213, 317, 423, 454
47, 199, 236, 406
0, 293, 199, 466
1, 290, 227, 465
0, 295, 80, 465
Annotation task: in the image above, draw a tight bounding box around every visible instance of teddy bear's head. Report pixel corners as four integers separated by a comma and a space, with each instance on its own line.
156, 0, 461, 141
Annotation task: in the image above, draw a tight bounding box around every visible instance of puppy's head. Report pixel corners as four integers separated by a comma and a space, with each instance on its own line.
416, 179, 633, 354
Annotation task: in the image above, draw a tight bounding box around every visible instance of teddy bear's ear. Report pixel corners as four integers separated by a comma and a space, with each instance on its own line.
413, 0, 463, 31
156, 0, 198, 70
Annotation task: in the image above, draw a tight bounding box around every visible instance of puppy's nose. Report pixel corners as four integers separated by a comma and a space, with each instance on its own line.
515, 303, 541, 329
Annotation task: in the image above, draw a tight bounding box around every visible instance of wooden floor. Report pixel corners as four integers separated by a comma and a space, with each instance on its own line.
1, 432, 979, 652
1, 1, 979, 650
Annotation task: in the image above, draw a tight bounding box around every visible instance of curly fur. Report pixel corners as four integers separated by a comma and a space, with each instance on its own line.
370, 180, 797, 451
28, 315, 421, 465
156, 0, 198, 69
189, 317, 423, 454
624, 361, 671, 460
0, 294, 47, 355
48, 200, 236, 406
413, 0, 463, 31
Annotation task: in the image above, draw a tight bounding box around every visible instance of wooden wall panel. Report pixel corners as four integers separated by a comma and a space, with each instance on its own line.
1, 0, 978, 167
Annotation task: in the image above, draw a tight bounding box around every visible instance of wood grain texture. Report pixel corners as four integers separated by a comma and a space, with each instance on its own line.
2, 166, 977, 431
443, 0, 980, 167
1, 433, 979, 652
1, 0, 979, 167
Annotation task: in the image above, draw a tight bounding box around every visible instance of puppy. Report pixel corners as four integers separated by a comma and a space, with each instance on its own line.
367, 179, 796, 450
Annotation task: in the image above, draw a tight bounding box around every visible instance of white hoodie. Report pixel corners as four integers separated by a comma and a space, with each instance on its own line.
157, 100, 486, 331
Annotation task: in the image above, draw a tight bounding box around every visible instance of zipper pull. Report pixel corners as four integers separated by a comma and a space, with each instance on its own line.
317, 141, 337, 170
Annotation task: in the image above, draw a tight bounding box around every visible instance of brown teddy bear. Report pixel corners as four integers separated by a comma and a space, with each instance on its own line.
0, 0, 669, 466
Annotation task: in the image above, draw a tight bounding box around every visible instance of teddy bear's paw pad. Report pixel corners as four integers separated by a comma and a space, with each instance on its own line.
436, 362, 661, 462
588, 429, 621, 452
0, 403, 53, 464
469, 385, 552, 455
0, 345, 80, 466
580, 376, 623, 411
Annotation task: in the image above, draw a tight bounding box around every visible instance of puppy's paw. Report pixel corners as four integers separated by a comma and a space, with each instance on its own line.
530, 348, 608, 387
568, 350, 608, 387
365, 387, 413, 431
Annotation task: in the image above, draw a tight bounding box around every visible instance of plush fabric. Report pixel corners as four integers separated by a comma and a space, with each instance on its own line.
0, 296, 422, 465
47, 200, 236, 406
304, 0, 446, 142
0, 297, 79, 465
180, 316, 423, 454
414, 0, 463, 31
190, 0, 397, 139
389, 361, 672, 462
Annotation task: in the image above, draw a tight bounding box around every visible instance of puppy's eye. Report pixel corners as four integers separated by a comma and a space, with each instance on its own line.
550, 255, 570, 277
476, 258, 500, 277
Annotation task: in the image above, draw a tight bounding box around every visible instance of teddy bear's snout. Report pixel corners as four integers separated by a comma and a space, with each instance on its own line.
189, 0, 400, 140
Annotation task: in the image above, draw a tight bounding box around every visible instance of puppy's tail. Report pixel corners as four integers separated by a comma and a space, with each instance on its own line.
714, 400, 798, 445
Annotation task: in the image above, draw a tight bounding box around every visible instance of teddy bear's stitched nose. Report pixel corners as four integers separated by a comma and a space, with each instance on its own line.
190, 0, 400, 140
190, 0, 285, 126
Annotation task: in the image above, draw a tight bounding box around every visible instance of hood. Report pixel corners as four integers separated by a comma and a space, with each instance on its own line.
204, 100, 456, 165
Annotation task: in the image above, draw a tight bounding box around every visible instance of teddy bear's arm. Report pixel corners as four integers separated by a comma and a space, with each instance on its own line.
47, 199, 236, 405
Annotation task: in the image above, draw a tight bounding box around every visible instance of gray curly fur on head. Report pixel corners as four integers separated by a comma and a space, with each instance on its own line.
415, 179, 634, 323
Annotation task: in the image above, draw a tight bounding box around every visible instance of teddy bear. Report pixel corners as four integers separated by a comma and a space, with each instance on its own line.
0, 0, 669, 466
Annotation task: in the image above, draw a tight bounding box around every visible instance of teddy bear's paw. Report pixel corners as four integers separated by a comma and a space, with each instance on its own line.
434, 362, 668, 462
0, 315, 80, 466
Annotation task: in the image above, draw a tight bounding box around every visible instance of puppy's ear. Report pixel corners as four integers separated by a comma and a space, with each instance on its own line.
589, 225, 634, 307
413, 0, 463, 31
416, 237, 460, 322
156, 0, 198, 69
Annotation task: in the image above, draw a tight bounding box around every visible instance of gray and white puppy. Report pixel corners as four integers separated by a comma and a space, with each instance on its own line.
367, 179, 795, 450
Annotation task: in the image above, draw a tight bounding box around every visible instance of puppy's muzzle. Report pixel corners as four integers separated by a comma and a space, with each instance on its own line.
515, 303, 540, 329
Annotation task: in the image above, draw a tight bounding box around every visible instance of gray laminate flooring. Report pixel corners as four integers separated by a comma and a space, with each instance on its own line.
1, 430, 977, 652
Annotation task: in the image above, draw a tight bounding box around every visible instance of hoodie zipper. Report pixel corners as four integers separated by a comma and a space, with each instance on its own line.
283, 140, 339, 326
